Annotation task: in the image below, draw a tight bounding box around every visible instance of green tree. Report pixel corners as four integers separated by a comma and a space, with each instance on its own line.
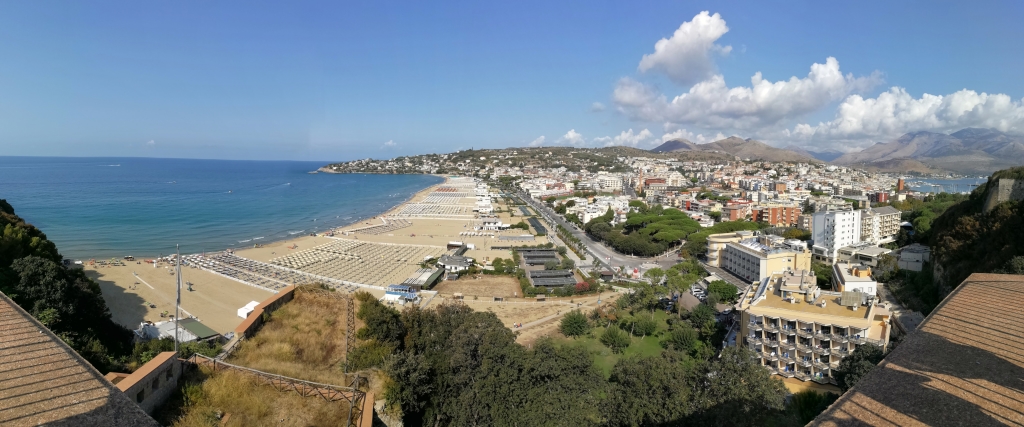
604, 354, 691, 426
600, 326, 631, 353
559, 310, 590, 338
643, 267, 665, 285
544, 260, 559, 270
835, 344, 885, 391
707, 280, 738, 303
788, 390, 839, 424
688, 346, 788, 426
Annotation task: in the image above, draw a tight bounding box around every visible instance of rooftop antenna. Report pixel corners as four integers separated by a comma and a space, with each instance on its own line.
174, 244, 181, 355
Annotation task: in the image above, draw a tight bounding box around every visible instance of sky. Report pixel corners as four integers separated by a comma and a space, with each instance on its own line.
1, 1, 1022, 161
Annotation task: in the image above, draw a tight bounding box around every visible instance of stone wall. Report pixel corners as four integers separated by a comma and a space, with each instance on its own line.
983, 178, 1024, 212
113, 352, 181, 415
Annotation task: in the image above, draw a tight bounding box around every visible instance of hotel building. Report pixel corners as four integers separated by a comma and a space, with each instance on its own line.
737, 270, 892, 385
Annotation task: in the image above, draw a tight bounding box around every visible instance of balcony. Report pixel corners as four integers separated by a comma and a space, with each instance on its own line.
813, 361, 829, 370
798, 359, 812, 367
746, 336, 762, 346
749, 322, 763, 331
765, 325, 780, 333
797, 329, 814, 338
783, 342, 797, 350
767, 340, 779, 348
813, 376, 830, 385
795, 372, 811, 381
831, 334, 849, 342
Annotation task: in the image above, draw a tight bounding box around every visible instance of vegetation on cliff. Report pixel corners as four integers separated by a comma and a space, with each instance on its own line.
0, 199, 132, 372
928, 167, 1024, 294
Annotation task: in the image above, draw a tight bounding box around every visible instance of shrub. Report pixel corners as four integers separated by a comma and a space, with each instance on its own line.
348, 340, 397, 370
559, 310, 590, 338
600, 326, 631, 353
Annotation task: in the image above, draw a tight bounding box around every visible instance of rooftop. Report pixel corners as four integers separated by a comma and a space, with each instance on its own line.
812, 273, 1024, 426
0, 292, 158, 426
834, 262, 876, 283
744, 272, 878, 326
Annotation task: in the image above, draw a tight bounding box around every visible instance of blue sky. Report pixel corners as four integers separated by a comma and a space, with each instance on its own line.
1, 1, 1022, 160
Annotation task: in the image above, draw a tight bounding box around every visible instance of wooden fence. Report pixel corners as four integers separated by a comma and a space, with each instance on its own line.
187, 354, 368, 427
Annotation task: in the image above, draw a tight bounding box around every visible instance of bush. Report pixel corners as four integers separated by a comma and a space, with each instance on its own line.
835, 344, 884, 391
348, 340, 397, 370
600, 326, 631, 353
559, 310, 590, 338
707, 280, 737, 303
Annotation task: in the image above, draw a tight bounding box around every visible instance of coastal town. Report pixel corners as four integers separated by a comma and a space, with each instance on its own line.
4, 3, 1024, 425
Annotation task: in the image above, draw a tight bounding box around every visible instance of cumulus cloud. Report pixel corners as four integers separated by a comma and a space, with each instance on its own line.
659, 129, 726, 144
593, 128, 654, 147
590, 102, 606, 112
615, 57, 882, 130
146, 140, 156, 147
528, 136, 546, 147
382, 140, 397, 148
558, 129, 586, 146
638, 11, 732, 86
789, 87, 1024, 147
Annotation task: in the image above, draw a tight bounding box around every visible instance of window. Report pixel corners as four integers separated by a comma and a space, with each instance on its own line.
137, 390, 145, 403
166, 369, 173, 381
153, 376, 160, 390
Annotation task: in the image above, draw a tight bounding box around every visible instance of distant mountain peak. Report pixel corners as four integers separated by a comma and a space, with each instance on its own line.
833, 127, 1024, 174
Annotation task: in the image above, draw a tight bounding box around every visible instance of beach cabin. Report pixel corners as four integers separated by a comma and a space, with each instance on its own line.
382, 284, 418, 305
237, 301, 260, 319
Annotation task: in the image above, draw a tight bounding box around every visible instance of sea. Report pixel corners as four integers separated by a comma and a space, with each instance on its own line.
907, 177, 989, 194
0, 157, 442, 260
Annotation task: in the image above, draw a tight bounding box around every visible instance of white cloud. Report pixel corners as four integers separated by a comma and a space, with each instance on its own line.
615, 57, 882, 131
638, 11, 732, 86
659, 129, 726, 144
789, 87, 1024, 147
590, 102, 606, 112
593, 128, 654, 147
382, 140, 396, 148
146, 140, 156, 146
558, 129, 586, 146
528, 136, 546, 147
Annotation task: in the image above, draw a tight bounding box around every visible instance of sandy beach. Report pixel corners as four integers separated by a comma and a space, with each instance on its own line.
90, 175, 571, 341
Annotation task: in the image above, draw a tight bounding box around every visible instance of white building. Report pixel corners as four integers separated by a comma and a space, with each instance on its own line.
831, 262, 878, 295
596, 172, 623, 191
811, 208, 862, 263
860, 206, 901, 244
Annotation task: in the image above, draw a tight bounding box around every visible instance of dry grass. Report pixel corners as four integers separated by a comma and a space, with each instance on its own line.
432, 275, 521, 298
227, 290, 350, 384
167, 367, 352, 427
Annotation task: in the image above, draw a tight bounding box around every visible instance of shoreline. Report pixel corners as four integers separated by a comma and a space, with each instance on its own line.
75, 174, 448, 262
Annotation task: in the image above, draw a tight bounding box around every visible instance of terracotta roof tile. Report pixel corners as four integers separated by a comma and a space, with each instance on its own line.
0, 292, 158, 426
812, 273, 1024, 426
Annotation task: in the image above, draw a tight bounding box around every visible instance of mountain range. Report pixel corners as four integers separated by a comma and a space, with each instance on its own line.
650, 128, 1024, 174
650, 136, 819, 163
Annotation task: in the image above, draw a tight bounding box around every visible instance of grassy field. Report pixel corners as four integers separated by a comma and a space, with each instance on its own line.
227, 289, 351, 384
156, 289, 363, 426
557, 310, 673, 378
158, 367, 353, 427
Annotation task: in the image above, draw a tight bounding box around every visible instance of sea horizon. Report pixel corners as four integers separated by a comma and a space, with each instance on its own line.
0, 156, 442, 260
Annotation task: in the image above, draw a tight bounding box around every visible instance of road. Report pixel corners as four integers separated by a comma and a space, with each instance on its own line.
516, 190, 678, 273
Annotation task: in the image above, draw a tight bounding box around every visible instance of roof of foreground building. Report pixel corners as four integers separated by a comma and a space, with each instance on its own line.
811, 273, 1024, 426
0, 292, 158, 426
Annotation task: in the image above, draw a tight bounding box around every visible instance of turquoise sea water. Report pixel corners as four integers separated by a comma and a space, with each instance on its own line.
0, 157, 441, 259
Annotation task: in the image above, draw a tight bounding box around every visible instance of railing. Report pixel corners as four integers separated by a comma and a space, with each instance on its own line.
797, 329, 814, 338
813, 361, 828, 370
795, 372, 810, 381
187, 354, 366, 427
767, 340, 779, 348
749, 322, 763, 331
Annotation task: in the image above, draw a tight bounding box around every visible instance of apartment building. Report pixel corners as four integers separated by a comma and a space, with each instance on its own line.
737, 270, 892, 386
811, 208, 862, 263
835, 242, 892, 267
596, 172, 623, 191
707, 232, 811, 283
859, 206, 901, 244
754, 206, 802, 227
831, 262, 878, 295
